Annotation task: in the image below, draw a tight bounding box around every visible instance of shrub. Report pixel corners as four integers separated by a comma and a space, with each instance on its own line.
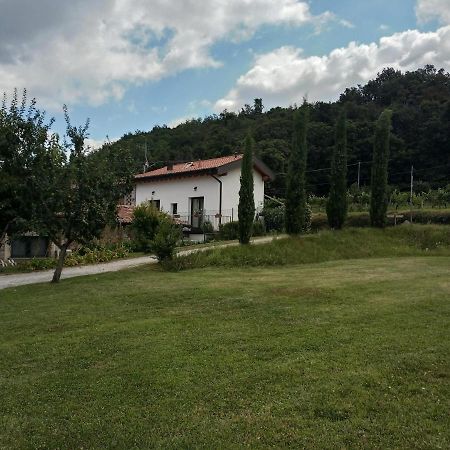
152, 219, 182, 261
219, 220, 265, 240
311, 209, 450, 231
202, 220, 214, 234
219, 221, 240, 240
65, 244, 129, 266
252, 220, 266, 237
130, 202, 163, 252
262, 205, 285, 232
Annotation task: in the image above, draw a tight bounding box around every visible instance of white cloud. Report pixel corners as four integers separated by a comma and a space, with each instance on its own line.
85, 137, 117, 150
214, 26, 450, 111
416, 0, 450, 24
0, 0, 336, 109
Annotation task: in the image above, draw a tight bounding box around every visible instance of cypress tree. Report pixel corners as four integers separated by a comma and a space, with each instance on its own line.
370, 109, 393, 228
238, 133, 255, 244
326, 110, 348, 229
285, 104, 309, 234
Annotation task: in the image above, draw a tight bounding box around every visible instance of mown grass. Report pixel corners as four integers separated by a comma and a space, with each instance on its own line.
163, 225, 450, 271
0, 254, 449, 448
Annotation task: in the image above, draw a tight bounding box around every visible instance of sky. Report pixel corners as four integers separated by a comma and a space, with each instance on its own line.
1, 0, 449, 147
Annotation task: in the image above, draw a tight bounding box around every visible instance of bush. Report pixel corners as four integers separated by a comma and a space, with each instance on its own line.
202, 221, 214, 234
152, 220, 182, 261
252, 220, 266, 237
65, 244, 130, 266
219, 221, 240, 240
0, 243, 131, 273
219, 220, 265, 240
262, 205, 285, 232
311, 209, 450, 231
409, 209, 450, 225
130, 202, 164, 252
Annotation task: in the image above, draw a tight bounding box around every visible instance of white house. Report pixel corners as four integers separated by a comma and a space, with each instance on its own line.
132, 154, 274, 232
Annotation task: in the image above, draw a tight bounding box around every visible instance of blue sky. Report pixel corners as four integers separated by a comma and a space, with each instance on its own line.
1, 0, 448, 146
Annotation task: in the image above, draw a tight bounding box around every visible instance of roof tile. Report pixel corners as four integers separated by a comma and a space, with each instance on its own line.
135, 154, 243, 179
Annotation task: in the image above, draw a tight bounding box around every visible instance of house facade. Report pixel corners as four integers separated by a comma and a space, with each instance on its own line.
132, 154, 273, 232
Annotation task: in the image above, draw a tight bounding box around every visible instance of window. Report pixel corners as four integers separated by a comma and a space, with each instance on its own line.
171, 203, 178, 215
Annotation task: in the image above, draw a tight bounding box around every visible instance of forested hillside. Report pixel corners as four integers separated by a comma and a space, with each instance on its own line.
107, 65, 450, 197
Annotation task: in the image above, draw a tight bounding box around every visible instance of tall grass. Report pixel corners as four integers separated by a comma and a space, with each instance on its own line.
163, 225, 450, 271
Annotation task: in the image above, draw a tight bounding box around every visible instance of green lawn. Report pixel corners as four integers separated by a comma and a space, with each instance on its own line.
1, 254, 449, 448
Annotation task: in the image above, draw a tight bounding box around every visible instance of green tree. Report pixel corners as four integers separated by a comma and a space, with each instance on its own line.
238, 133, 255, 244
285, 104, 309, 234
326, 110, 348, 229
370, 109, 393, 227
31, 106, 134, 282
0, 90, 53, 246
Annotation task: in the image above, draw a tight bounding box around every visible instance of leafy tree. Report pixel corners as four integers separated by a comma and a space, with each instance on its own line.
253, 98, 264, 115
31, 106, 134, 282
285, 104, 309, 234
370, 109, 393, 227
238, 133, 255, 244
326, 110, 348, 229
0, 90, 53, 246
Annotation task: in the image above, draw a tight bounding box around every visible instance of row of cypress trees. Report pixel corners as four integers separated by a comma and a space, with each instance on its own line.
238, 104, 393, 243
284, 104, 393, 232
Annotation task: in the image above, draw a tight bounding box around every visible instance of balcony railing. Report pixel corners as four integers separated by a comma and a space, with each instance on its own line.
172, 209, 234, 231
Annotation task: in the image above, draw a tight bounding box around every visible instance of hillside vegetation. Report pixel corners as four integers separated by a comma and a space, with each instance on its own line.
106, 65, 450, 196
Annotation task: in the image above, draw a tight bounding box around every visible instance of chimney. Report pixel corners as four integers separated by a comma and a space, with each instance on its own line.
167, 162, 173, 171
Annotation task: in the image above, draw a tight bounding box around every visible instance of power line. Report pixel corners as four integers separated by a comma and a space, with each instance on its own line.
306, 160, 371, 174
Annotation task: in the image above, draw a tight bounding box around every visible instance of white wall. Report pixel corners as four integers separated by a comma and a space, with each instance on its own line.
221, 166, 265, 216
135, 174, 221, 215
135, 166, 265, 229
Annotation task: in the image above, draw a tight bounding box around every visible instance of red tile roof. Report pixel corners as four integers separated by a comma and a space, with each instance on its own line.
135, 154, 243, 179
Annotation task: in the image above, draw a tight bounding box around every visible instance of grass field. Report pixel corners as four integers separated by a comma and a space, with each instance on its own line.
1, 252, 449, 448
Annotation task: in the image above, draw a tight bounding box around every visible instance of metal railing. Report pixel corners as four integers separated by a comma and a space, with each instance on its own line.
172, 211, 233, 231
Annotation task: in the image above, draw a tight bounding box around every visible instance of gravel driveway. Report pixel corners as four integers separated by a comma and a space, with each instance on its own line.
0, 235, 282, 290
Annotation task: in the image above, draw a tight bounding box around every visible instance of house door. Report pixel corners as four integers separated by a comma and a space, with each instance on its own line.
190, 197, 204, 230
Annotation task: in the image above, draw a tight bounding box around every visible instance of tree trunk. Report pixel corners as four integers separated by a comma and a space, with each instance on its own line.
52, 242, 68, 283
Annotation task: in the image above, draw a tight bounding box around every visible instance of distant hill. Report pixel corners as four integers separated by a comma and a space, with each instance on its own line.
106, 65, 450, 197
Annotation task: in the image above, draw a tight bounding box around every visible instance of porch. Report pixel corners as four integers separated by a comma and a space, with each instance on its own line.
172, 209, 235, 233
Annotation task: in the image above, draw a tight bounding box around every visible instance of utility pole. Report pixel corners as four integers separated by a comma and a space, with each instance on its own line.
357, 161, 361, 189
143, 140, 149, 172
410, 165, 414, 223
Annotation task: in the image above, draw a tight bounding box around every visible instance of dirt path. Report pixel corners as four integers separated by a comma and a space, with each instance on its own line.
0, 235, 283, 290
